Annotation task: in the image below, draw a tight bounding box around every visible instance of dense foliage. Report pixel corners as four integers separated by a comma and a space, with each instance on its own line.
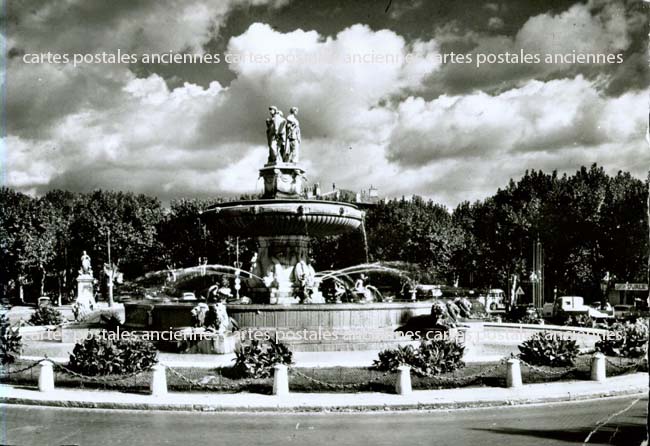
561, 313, 595, 328
0, 314, 22, 365
28, 306, 64, 326
518, 332, 580, 367
504, 306, 544, 325
595, 320, 649, 358
68, 334, 158, 376
374, 339, 465, 376
233, 339, 293, 378
0, 165, 647, 302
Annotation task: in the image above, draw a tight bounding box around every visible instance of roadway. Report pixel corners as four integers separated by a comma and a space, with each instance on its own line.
1, 395, 647, 445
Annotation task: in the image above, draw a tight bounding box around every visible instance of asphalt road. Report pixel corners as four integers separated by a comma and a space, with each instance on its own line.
1, 395, 647, 446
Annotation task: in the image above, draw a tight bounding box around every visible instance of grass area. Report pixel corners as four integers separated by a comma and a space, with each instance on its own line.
0, 356, 646, 395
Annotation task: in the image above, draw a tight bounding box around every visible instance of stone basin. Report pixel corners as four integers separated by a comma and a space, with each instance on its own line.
202, 199, 364, 237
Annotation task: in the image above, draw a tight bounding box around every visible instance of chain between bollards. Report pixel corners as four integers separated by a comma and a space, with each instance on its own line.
20, 352, 643, 396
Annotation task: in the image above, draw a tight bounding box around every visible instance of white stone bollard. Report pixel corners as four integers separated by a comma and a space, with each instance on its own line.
150, 363, 168, 396
506, 358, 522, 388
395, 365, 412, 396
38, 360, 55, 392
273, 364, 289, 396
590, 353, 606, 382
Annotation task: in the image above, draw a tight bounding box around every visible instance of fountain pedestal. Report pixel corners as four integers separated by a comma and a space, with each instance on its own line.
250, 235, 325, 304
76, 274, 95, 309
260, 163, 306, 199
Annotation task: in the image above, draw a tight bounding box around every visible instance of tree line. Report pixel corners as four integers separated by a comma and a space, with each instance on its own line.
0, 164, 647, 303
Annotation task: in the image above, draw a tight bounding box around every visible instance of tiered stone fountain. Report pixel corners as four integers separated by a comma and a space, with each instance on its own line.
201, 106, 363, 305
124, 106, 432, 351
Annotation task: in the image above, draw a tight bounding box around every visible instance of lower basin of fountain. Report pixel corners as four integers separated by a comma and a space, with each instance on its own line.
124, 300, 433, 351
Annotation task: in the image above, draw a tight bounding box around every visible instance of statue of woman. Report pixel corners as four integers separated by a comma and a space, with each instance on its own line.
285, 107, 301, 163
80, 251, 92, 275
266, 106, 286, 164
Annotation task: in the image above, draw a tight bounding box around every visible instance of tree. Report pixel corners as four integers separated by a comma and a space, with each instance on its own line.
42, 190, 77, 302
69, 190, 164, 284
159, 198, 222, 269
0, 188, 34, 300
363, 197, 462, 283
0, 189, 61, 301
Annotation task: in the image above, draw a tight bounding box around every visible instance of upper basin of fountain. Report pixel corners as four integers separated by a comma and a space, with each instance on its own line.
202, 199, 363, 237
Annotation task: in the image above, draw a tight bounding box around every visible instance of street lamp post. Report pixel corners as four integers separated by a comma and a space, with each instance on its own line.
234, 237, 242, 300
107, 228, 114, 307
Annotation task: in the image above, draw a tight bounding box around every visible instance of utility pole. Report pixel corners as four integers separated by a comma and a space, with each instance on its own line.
107, 228, 114, 307
532, 237, 544, 309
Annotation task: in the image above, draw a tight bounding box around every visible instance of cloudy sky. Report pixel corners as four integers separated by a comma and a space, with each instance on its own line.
2, 0, 648, 208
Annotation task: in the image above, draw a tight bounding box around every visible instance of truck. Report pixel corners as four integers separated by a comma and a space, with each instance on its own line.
483, 289, 507, 313
541, 296, 611, 319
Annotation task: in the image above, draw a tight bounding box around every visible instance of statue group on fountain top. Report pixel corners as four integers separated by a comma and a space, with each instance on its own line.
266, 106, 301, 164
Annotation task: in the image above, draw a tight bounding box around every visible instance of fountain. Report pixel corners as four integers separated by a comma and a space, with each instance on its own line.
200, 106, 364, 305
124, 105, 433, 351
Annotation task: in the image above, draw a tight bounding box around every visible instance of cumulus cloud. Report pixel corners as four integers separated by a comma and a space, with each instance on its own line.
387, 76, 646, 166
428, 0, 645, 95
194, 23, 440, 148
487, 17, 505, 31
5, 0, 288, 55
390, 140, 650, 207
516, 1, 630, 56
2, 1, 648, 209
4, 22, 440, 200
3, 0, 288, 137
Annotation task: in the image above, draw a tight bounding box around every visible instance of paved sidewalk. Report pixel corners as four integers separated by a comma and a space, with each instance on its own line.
1, 373, 646, 412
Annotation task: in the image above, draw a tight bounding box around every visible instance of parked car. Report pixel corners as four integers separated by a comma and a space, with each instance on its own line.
614, 304, 633, 319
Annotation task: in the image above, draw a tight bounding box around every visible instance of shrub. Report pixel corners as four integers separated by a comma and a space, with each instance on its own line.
518, 331, 579, 367
374, 345, 421, 372
503, 314, 544, 325
416, 339, 465, 375
504, 307, 544, 325
374, 339, 465, 377
71, 308, 123, 330
595, 320, 648, 358
28, 306, 64, 326
562, 314, 594, 328
68, 334, 158, 376
99, 310, 123, 332
0, 314, 22, 365
519, 314, 545, 325
233, 339, 293, 378
118, 338, 159, 371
